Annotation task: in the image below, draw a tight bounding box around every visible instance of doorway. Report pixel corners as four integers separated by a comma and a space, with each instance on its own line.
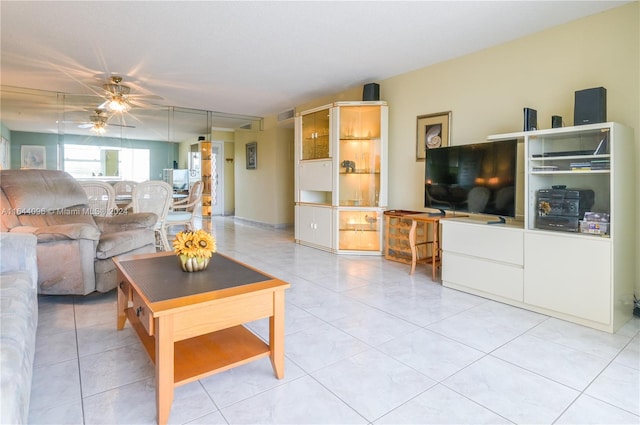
211, 141, 224, 216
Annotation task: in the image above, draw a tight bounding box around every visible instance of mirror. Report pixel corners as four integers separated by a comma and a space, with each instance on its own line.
0, 85, 261, 143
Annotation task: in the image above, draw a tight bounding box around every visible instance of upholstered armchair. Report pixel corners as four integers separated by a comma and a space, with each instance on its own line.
0, 170, 157, 295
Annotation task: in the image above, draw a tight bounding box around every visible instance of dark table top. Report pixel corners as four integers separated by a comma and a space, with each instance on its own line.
117, 253, 273, 303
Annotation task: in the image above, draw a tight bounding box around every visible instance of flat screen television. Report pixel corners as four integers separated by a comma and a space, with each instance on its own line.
425, 139, 518, 217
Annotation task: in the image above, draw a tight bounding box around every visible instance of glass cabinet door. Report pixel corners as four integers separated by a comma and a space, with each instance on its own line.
337, 105, 382, 207
338, 209, 382, 251
301, 108, 330, 160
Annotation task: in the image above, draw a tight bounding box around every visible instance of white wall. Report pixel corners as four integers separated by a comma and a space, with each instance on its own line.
233, 118, 295, 227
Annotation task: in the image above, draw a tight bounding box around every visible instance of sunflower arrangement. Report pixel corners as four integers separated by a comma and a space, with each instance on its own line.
173, 230, 216, 272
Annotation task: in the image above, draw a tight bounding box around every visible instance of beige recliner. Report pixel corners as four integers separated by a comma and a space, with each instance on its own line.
0, 170, 157, 295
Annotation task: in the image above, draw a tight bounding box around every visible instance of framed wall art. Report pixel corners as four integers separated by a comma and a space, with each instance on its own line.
246, 142, 257, 169
21, 145, 46, 169
416, 111, 451, 161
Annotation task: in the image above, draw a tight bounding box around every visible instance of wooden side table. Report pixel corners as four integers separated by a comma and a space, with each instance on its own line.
408, 213, 468, 281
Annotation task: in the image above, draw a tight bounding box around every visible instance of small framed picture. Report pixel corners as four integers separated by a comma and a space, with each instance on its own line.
21, 145, 46, 169
416, 111, 451, 161
246, 142, 257, 169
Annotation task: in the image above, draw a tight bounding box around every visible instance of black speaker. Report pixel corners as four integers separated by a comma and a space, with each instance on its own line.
363, 83, 380, 101
523, 107, 537, 131
574, 87, 606, 126
552, 115, 563, 128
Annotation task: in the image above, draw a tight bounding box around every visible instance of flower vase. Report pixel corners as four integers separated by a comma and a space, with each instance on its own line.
178, 255, 210, 272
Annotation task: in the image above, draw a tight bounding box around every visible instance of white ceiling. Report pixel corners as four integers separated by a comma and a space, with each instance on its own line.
0, 1, 629, 140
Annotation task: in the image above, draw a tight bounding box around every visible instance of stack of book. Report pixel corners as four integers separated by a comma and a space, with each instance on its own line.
531, 165, 559, 171
570, 161, 591, 171
590, 159, 610, 170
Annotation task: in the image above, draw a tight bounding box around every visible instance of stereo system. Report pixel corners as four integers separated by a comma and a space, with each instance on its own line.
521, 86, 606, 131
536, 187, 594, 232
574, 87, 606, 126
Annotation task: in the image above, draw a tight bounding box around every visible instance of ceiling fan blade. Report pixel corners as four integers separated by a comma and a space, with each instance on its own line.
108, 123, 136, 128
78, 123, 93, 129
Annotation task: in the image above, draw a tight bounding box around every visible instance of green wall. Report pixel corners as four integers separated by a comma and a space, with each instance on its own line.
9, 131, 179, 180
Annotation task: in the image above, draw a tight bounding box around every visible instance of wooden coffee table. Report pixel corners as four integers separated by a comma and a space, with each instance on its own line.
114, 251, 290, 424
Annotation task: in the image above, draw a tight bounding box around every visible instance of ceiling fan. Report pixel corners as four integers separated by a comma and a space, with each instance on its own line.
99, 76, 132, 112
98, 75, 162, 112
69, 109, 136, 134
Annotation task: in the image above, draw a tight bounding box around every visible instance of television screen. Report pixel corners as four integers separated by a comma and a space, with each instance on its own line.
425, 140, 518, 217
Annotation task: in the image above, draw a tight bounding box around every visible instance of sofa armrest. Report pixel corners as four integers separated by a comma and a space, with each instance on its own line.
10, 223, 100, 243
94, 212, 158, 233
0, 232, 38, 286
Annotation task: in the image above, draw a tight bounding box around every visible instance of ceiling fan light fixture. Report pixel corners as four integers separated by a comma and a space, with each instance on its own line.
91, 122, 106, 135
103, 76, 132, 112
106, 95, 131, 112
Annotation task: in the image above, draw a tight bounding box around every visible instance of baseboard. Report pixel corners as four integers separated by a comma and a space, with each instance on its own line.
232, 216, 293, 230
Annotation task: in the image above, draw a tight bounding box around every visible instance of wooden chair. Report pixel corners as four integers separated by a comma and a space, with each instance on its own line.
79, 181, 117, 216
131, 180, 173, 251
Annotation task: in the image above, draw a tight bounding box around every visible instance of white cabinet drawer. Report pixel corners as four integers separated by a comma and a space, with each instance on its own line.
442, 220, 524, 266
443, 252, 523, 302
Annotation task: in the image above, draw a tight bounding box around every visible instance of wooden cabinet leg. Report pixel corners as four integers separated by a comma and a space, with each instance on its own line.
155, 316, 174, 425
269, 290, 285, 379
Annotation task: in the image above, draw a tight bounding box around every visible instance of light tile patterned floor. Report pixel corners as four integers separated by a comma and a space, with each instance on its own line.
28, 217, 640, 424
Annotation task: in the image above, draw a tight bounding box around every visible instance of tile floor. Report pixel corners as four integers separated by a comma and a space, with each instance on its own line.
28, 217, 639, 424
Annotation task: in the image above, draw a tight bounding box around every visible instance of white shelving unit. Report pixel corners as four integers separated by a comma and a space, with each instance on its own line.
442, 122, 635, 332
294, 101, 388, 255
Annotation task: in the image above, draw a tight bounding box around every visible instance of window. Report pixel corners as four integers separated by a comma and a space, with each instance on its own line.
64, 144, 149, 181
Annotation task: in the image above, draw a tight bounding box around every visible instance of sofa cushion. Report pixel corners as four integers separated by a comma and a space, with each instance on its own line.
96, 228, 156, 259
0, 272, 38, 425
0, 190, 21, 232
1, 169, 88, 212
94, 212, 158, 233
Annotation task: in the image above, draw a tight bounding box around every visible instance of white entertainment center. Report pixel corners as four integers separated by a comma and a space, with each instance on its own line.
441, 122, 635, 333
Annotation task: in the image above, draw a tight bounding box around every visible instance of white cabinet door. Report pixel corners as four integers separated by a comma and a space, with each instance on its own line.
297, 205, 332, 249
524, 232, 611, 325
299, 160, 332, 191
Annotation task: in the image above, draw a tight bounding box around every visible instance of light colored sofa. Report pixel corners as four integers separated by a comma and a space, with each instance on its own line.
0, 232, 38, 424
0, 169, 158, 295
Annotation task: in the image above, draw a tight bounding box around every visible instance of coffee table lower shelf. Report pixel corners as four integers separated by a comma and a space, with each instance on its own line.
126, 307, 270, 385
